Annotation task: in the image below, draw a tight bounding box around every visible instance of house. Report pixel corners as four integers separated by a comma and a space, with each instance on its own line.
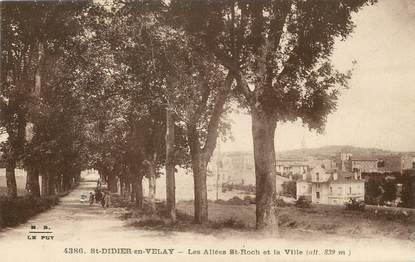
306, 156, 336, 171
296, 167, 365, 205
276, 158, 309, 177
351, 158, 378, 173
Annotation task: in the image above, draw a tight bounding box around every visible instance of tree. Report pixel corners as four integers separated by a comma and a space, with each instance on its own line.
1, 1, 91, 197
104, 1, 235, 224
281, 180, 296, 197
1, 2, 34, 198
382, 179, 397, 203
365, 177, 382, 205
169, 0, 376, 231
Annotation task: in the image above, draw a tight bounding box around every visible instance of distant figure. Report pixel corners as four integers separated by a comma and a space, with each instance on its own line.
394, 197, 402, 207
97, 179, 102, 188
104, 191, 111, 208
95, 188, 102, 203
89, 192, 94, 205
101, 192, 106, 207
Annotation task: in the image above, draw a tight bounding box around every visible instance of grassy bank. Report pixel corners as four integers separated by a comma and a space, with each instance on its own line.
114, 194, 415, 241
177, 201, 415, 240
0, 195, 60, 229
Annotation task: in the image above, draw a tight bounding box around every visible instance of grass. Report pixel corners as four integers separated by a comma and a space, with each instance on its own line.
113, 196, 253, 236
164, 201, 415, 240
112, 193, 415, 241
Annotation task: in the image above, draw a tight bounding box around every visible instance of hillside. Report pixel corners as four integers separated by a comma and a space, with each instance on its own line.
224, 145, 414, 160
277, 145, 398, 159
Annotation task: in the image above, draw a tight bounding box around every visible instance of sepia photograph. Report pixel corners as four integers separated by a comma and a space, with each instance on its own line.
0, 0, 414, 261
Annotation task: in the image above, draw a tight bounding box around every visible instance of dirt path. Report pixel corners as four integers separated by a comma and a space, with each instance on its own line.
0, 181, 414, 262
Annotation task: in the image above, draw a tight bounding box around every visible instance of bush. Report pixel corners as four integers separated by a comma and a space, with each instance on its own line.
130, 215, 166, 228
0, 195, 59, 228
295, 196, 311, 208
211, 217, 247, 230
226, 196, 246, 205
275, 197, 288, 207
281, 181, 297, 197
344, 198, 365, 211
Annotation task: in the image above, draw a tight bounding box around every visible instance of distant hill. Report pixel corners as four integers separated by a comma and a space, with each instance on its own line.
277, 145, 401, 159
223, 145, 415, 159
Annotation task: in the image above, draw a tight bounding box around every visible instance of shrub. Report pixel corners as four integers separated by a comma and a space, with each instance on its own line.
0, 195, 59, 228
295, 196, 311, 208
131, 215, 165, 228
344, 198, 365, 211
275, 197, 288, 207
226, 196, 246, 205
281, 181, 297, 197
211, 217, 246, 230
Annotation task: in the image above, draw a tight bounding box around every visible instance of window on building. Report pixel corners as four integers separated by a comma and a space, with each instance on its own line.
412, 162, 415, 169
349, 187, 352, 195
317, 183, 320, 188
316, 173, 319, 181
316, 192, 320, 199
330, 187, 332, 194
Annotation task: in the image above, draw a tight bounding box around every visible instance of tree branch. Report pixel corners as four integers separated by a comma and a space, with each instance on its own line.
202, 71, 233, 158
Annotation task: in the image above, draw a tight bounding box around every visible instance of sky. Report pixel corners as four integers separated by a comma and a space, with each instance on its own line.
222, 0, 415, 153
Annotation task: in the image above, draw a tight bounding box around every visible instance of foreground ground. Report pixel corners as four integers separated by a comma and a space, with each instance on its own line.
174, 201, 415, 241
0, 181, 414, 262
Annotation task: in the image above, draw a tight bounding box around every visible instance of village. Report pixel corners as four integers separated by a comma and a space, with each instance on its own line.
205, 147, 415, 209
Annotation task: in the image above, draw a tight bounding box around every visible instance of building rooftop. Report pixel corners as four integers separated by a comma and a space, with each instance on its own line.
298, 170, 363, 184
351, 157, 377, 161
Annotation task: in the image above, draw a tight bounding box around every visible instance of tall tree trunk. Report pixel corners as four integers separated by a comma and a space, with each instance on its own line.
124, 181, 131, 200
56, 174, 63, 194
34, 40, 43, 96
62, 169, 71, 192
41, 170, 56, 197
130, 182, 136, 202
47, 171, 56, 196
119, 176, 125, 198
147, 162, 157, 212
191, 154, 209, 225
188, 130, 209, 225
134, 175, 144, 209
165, 108, 176, 222
251, 108, 278, 233
107, 175, 118, 193
41, 172, 49, 197
26, 166, 40, 197
5, 160, 17, 198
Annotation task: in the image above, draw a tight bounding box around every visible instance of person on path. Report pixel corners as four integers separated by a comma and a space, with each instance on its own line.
101, 191, 106, 207
95, 188, 102, 203
89, 192, 94, 205
104, 191, 111, 208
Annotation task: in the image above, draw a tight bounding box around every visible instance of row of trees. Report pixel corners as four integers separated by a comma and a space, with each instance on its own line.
1, 0, 375, 232
1, 1, 91, 197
